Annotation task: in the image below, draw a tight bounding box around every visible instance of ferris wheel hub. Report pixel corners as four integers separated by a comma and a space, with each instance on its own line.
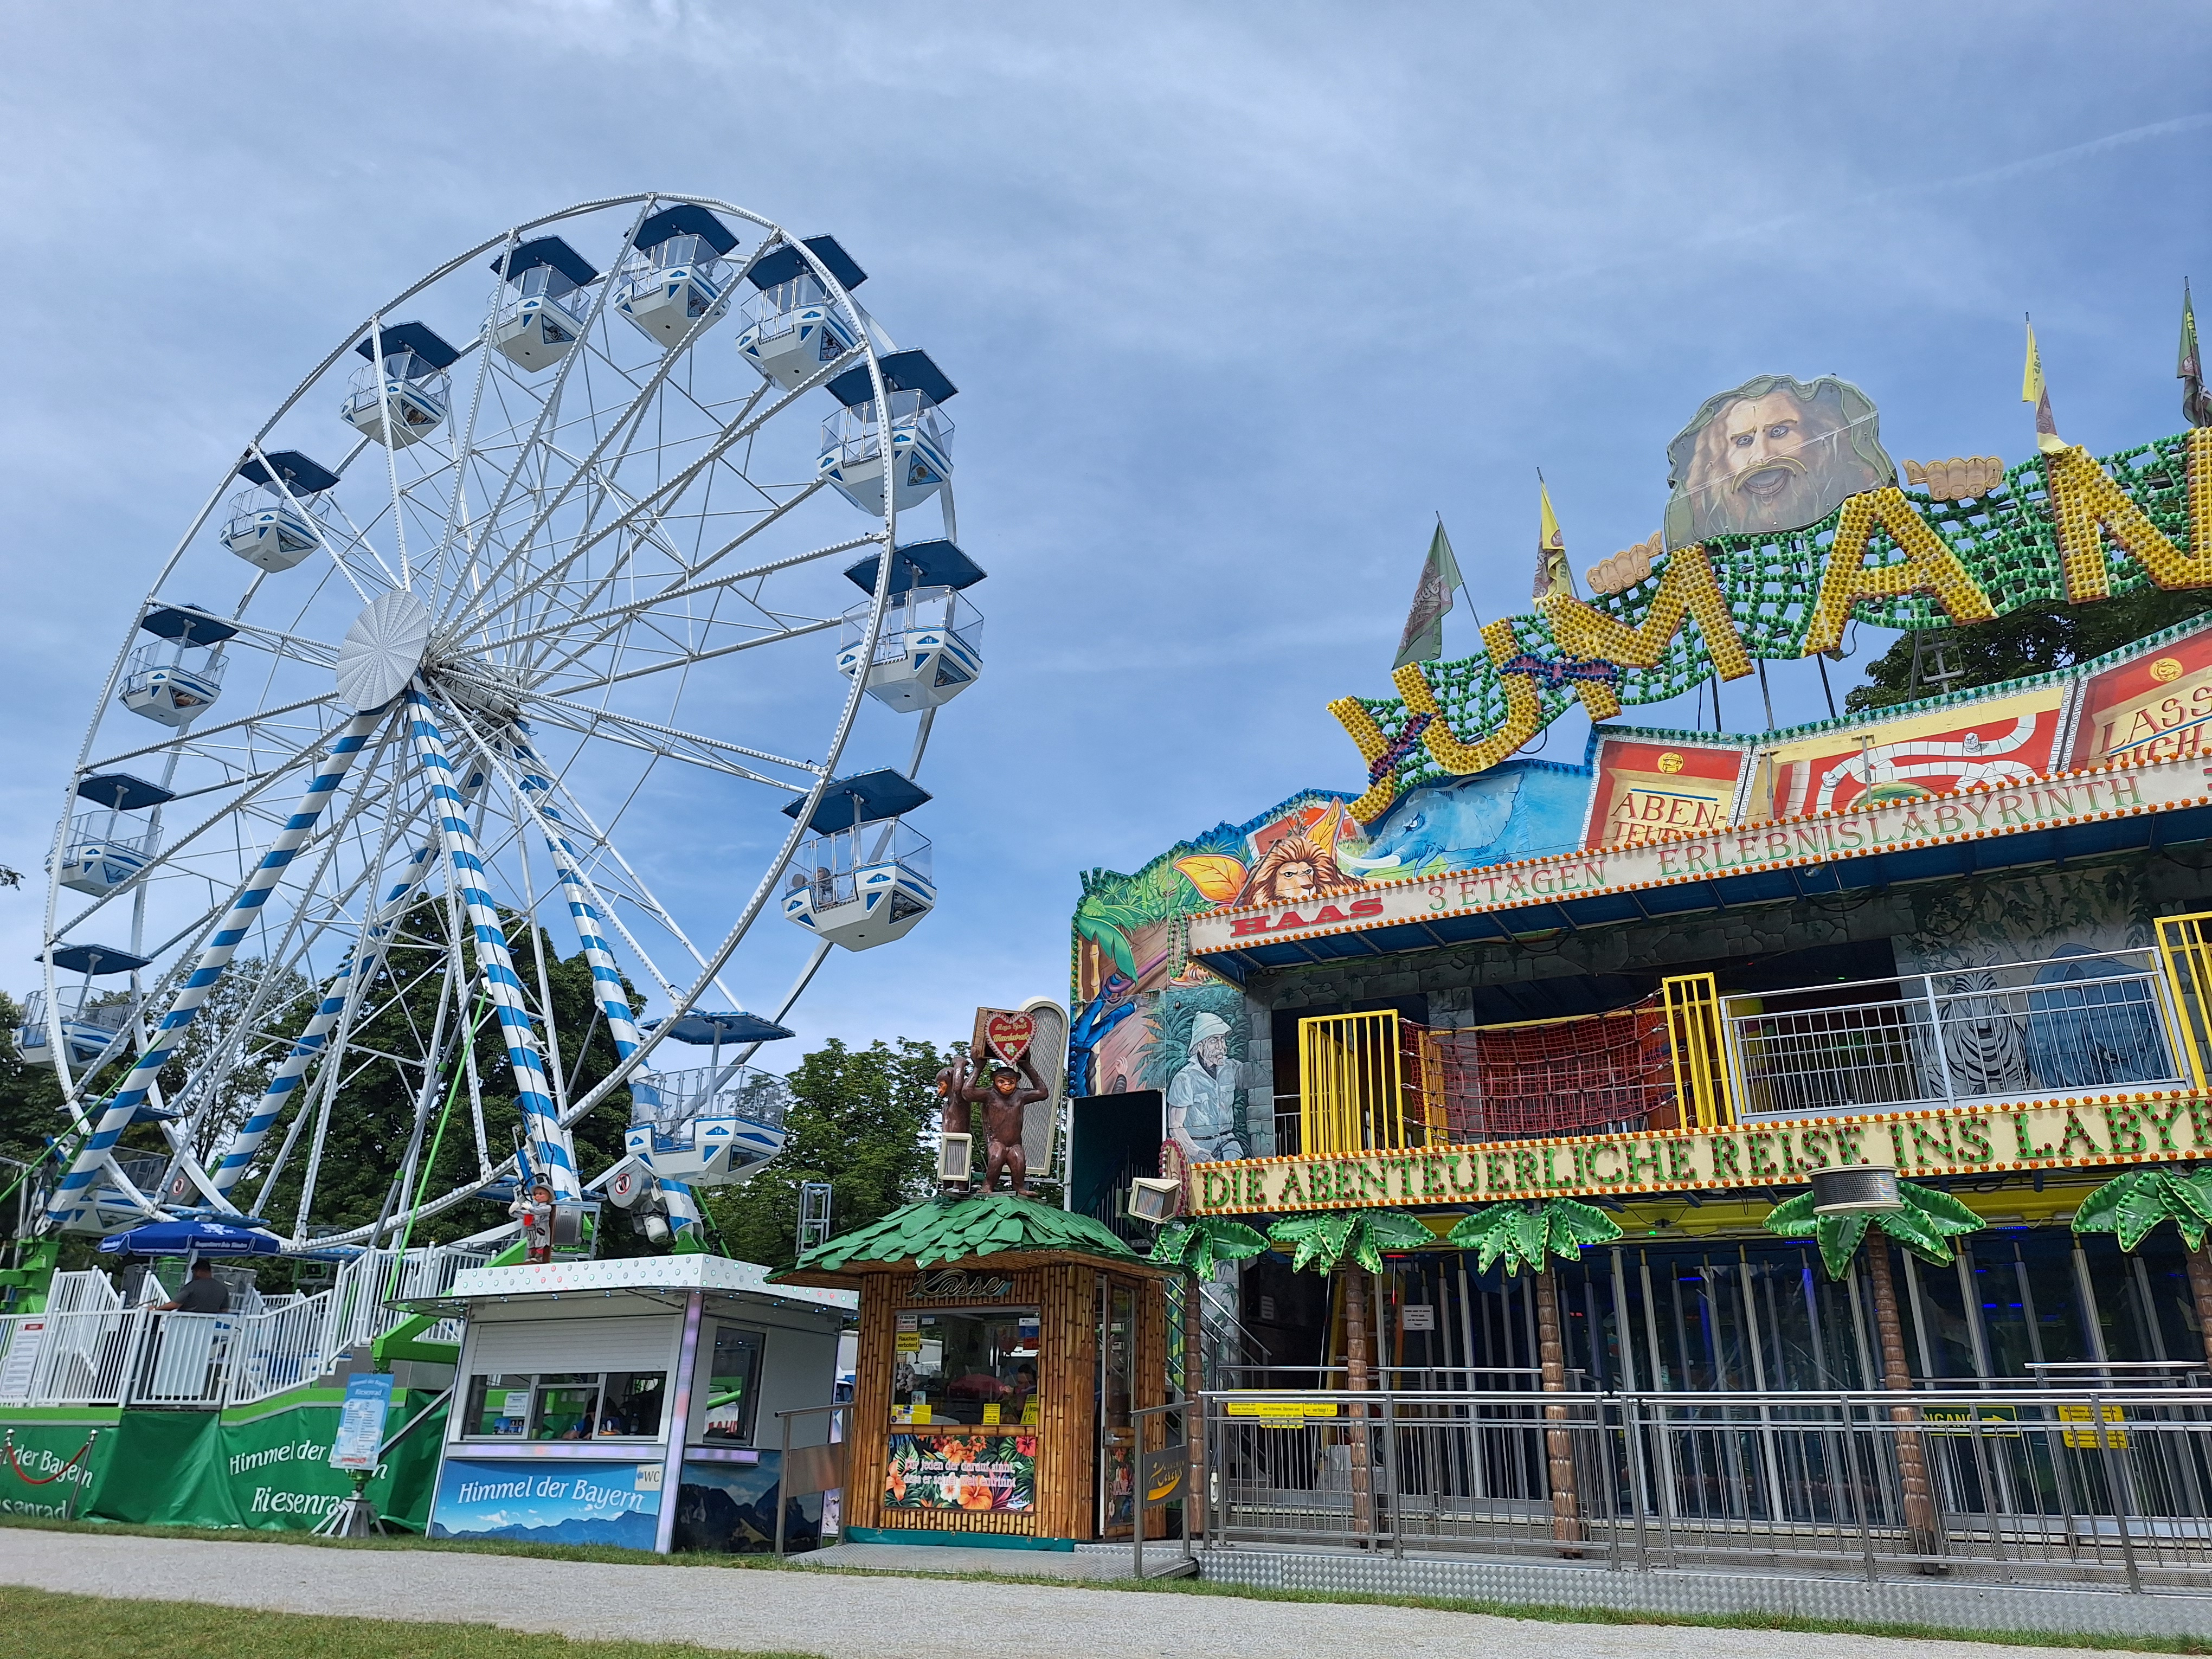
335, 589, 434, 711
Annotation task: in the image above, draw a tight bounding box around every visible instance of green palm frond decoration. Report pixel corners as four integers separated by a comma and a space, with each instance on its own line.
2073, 1167, 2212, 1252
1765, 1180, 1984, 1281
1149, 1216, 1269, 1278
783, 1193, 1139, 1275
1267, 1208, 1435, 1274
1446, 1198, 1623, 1275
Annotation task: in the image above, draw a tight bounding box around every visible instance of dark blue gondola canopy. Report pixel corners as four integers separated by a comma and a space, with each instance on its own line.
781, 769, 933, 834
354, 321, 461, 371
236, 451, 340, 494
843, 539, 987, 596
747, 234, 866, 293
826, 348, 957, 410
491, 235, 600, 288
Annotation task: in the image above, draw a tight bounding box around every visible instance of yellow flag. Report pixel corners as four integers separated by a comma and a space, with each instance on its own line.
1534, 477, 1574, 600
2022, 316, 2062, 454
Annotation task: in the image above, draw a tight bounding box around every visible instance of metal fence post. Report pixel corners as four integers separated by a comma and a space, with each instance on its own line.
1920, 975, 1957, 1104
2091, 1390, 2142, 1592
774, 1407, 792, 1558
1384, 1389, 1402, 1559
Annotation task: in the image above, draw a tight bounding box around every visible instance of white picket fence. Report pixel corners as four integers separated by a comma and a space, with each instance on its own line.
0, 1245, 489, 1410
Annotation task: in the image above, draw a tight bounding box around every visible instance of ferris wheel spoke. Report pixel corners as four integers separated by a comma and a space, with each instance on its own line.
42, 706, 388, 1232
506, 522, 867, 672
451, 343, 863, 646
49, 716, 393, 951
427, 204, 659, 623
209, 756, 487, 1199
401, 686, 580, 1199
82, 692, 343, 776
550, 613, 847, 700
519, 478, 834, 678
523, 757, 754, 1020
522, 693, 820, 781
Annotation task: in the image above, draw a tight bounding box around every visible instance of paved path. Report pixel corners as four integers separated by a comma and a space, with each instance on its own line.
0, 1530, 2172, 1658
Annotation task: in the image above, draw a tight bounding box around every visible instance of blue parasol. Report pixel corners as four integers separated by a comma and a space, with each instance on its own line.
97, 1219, 287, 1258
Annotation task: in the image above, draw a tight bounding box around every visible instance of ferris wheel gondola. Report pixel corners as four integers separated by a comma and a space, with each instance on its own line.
26, 192, 977, 1257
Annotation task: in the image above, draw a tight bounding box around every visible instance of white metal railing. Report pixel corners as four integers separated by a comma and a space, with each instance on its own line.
0, 1242, 492, 1410
1727, 949, 2185, 1120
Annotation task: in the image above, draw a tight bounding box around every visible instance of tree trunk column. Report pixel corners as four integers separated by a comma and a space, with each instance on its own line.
2185, 1245, 2212, 1379
1534, 1264, 1585, 1555
1343, 1265, 1375, 1546
1864, 1239, 1943, 1566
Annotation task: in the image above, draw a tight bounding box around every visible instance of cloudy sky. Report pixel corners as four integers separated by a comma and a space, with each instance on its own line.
2, 3, 2208, 1068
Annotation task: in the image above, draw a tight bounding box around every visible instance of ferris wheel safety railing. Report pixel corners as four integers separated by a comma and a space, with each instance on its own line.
0, 1244, 490, 1412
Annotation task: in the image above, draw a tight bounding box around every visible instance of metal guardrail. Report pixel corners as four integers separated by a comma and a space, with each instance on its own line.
1727, 952, 2184, 1120
0, 1244, 488, 1411
1203, 1385, 2212, 1589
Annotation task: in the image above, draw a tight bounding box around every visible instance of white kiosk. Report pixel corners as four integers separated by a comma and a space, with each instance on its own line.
417, 1254, 854, 1554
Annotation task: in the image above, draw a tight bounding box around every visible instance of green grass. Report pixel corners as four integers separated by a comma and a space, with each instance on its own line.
2, 1514, 2205, 1652
0, 1585, 818, 1659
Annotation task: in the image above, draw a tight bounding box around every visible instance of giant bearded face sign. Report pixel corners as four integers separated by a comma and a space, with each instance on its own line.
1663, 374, 1895, 546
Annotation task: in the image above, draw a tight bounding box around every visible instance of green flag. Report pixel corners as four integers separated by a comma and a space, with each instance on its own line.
2183, 279, 2209, 429
1393, 520, 1464, 670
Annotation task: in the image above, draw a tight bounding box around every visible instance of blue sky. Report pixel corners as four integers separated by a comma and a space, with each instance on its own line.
2, 3, 2209, 1068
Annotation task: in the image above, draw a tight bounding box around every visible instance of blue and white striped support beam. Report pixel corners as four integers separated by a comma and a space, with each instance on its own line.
209, 764, 488, 1199
407, 689, 578, 1199
44, 708, 387, 1233
511, 729, 698, 1240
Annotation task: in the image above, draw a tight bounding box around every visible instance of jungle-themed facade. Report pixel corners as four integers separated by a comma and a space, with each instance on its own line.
1069, 368, 2212, 1405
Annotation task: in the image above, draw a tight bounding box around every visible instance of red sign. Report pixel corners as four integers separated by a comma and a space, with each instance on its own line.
981, 1011, 1034, 1064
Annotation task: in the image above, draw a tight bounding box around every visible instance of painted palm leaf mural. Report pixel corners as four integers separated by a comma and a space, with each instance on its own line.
1446, 1199, 1623, 1272
1763, 1181, 1983, 1280
1148, 1216, 1268, 1278
1266, 1208, 1435, 1274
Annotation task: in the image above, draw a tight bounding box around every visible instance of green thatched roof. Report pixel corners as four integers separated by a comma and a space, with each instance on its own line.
775, 1193, 1140, 1283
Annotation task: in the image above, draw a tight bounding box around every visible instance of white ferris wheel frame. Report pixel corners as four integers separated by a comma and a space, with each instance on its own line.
33, 192, 951, 1248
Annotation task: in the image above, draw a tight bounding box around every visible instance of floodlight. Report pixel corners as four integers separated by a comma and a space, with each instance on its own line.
1809, 1164, 1903, 1216
1127, 1176, 1184, 1225
938, 1133, 973, 1184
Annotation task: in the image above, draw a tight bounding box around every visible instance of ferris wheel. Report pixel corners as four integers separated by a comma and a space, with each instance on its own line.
24, 192, 983, 1252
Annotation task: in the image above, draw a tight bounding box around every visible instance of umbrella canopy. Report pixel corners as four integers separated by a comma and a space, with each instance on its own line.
97, 1219, 286, 1258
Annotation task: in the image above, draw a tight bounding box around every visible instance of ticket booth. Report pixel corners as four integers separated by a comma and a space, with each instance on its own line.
415, 1254, 854, 1553
774, 1194, 1174, 1549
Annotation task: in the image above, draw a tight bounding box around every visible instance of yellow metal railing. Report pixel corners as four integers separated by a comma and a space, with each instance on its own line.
1299, 1011, 1436, 1154
2155, 910, 2212, 1091
1660, 972, 1738, 1129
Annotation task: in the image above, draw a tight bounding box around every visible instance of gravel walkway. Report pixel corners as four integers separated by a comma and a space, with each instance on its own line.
0, 1529, 2174, 1659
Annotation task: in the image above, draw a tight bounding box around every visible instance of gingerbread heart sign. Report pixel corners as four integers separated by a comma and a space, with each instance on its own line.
977, 1009, 1035, 1065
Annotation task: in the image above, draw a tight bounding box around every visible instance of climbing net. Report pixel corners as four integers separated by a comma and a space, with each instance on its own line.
1430, 1005, 1674, 1141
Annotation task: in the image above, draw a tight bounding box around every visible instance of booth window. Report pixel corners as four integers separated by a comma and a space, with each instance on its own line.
893, 1307, 1041, 1425
460, 1370, 667, 1441
698, 1324, 764, 1445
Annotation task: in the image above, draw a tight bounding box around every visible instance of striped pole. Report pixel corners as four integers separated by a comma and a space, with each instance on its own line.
511, 731, 698, 1240
406, 689, 578, 1198
209, 764, 488, 1199
44, 708, 386, 1232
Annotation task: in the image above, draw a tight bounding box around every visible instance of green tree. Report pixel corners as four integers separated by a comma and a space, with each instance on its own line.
1846, 589, 2212, 714
702, 1037, 942, 1270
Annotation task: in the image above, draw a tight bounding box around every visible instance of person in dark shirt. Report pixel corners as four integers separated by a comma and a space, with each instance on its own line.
159, 1260, 230, 1314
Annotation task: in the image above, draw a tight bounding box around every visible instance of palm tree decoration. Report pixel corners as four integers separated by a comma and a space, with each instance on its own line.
1448, 1199, 1623, 1554
1764, 1179, 1982, 1564
1265, 1208, 1435, 1545
2072, 1167, 2212, 1372
1148, 1215, 1269, 1278
1763, 1181, 1983, 1283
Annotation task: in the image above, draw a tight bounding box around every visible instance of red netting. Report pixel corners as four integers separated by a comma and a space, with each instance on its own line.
1432, 1004, 1674, 1140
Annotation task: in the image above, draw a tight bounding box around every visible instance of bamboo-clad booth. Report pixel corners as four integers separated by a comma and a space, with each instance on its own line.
774, 1194, 1174, 1549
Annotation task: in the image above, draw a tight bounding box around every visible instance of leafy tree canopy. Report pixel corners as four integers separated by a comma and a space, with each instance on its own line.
1847, 589, 2212, 715
703, 1037, 942, 1271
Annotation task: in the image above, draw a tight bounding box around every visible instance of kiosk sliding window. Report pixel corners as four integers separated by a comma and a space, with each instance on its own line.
698, 1324, 764, 1446
460, 1370, 667, 1441
893, 1307, 1041, 1425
